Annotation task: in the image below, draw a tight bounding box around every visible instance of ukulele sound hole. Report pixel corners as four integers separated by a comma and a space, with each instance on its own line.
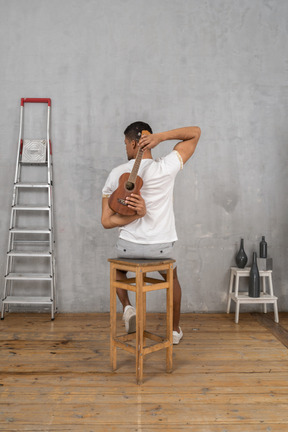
125, 181, 135, 191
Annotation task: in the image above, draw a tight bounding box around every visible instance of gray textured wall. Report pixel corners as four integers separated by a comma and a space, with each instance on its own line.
0, 0, 287, 313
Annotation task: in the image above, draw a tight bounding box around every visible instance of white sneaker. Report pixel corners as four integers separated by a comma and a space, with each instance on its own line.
123, 305, 136, 333
173, 327, 183, 345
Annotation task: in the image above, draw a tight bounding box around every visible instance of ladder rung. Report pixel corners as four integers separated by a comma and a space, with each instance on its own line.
20, 162, 48, 166
8, 251, 51, 257
10, 228, 50, 234
5, 273, 52, 281
15, 183, 50, 188
2, 296, 52, 305
13, 241, 50, 246
12, 205, 50, 211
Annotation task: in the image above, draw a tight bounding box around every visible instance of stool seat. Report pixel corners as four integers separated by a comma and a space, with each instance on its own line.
109, 258, 175, 384
227, 266, 279, 323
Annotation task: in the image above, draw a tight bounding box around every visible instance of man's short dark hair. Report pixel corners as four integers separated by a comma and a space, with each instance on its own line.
124, 121, 153, 142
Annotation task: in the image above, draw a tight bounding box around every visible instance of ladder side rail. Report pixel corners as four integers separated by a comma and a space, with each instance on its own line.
49, 230, 53, 254
4, 245, 12, 277
9, 206, 18, 253
12, 185, 20, 209
49, 158, 56, 312
1, 278, 11, 317
52, 254, 57, 314
48, 185, 51, 208
48, 208, 52, 232
49, 185, 55, 239
1, 281, 8, 317
13, 104, 24, 185
47, 106, 51, 185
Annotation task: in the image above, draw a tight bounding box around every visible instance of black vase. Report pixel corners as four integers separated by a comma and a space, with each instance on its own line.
235, 238, 248, 268
259, 236, 267, 258
249, 252, 260, 298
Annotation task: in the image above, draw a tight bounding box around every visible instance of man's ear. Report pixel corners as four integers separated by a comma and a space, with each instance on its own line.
132, 139, 137, 149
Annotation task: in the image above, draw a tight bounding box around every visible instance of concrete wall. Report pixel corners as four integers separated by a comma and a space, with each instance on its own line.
0, 0, 287, 313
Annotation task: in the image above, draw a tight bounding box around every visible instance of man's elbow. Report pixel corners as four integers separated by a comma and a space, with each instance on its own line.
194, 126, 201, 140
101, 216, 112, 229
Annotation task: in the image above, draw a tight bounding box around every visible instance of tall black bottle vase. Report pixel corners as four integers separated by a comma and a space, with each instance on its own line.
259, 236, 267, 258
235, 238, 248, 268
249, 252, 260, 298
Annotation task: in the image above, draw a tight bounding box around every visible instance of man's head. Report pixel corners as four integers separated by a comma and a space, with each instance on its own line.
124, 121, 153, 160
124, 121, 153, 142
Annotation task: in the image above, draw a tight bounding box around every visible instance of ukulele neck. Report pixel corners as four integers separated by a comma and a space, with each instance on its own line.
128, 148, 144, 184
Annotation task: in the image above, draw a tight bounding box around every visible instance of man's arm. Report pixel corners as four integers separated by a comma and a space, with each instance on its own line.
101, 194, 146, 229
139, 126, 201, 164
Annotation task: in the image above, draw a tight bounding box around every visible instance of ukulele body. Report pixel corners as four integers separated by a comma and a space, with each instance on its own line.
108, 172, 143, 216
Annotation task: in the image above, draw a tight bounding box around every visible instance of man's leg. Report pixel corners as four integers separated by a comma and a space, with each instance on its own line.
116, 269, 136, 333
116, 270, 131, 311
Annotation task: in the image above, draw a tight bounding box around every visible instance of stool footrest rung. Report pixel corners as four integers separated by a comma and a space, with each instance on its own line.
143, 340, 171, 355
113, 334, 170, 356
143, 330, 165, 342
114, 339, 135, 354
113, 277, 169, 292
143, 281, 169, 292
112, 281, 136, 292
116, 333, 136, 342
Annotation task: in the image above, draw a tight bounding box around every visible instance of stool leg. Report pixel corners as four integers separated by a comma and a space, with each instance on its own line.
143, 290, 147, 337
273, 301, 279, 323
166, 264, 173, 373
227, 270, 234, 314
262, 276, 267, 313
268, 273, 279, 323
235, 301, 240, 324
234, 274, 240, 323
268, 273, 274, 296
235, 274, 240, 296
110, 264, 117, 371
136, 268, 144, 384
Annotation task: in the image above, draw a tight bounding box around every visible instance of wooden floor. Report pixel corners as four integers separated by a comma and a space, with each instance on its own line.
1, 312, 288, 431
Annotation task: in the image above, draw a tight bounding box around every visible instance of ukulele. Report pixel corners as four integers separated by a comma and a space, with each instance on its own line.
108, 130, 151, 216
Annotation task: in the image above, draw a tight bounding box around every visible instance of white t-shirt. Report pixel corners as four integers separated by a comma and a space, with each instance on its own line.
102, 150, 183, 244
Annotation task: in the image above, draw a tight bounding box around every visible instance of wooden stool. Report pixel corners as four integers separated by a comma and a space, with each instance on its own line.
227, 267, 279, 323
108, 258, 175, 384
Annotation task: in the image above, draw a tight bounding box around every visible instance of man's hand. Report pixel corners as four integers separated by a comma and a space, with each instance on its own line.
138, 133, 162, 151
101, 194, 146, 229
125, 193, 146, 217
138, 126, 201, 165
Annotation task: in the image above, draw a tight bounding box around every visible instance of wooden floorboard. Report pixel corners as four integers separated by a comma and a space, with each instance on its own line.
252, 312, 288, 348
0, 312, 288, 431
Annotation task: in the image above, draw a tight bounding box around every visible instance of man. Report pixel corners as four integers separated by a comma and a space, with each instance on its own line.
101, 121, 200, 344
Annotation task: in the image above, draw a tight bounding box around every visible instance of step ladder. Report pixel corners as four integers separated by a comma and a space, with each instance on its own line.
1, 98, 56, 320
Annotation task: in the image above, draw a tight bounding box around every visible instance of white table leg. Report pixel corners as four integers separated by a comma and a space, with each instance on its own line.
235, 301, 240, 324
227, 270, 234, 314
262, 276, 267, 313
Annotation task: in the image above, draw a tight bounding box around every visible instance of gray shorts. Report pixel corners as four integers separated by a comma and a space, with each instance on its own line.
116, 238, 175, 260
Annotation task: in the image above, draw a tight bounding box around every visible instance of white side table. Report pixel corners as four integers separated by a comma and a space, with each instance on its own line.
227, 267, 279, 323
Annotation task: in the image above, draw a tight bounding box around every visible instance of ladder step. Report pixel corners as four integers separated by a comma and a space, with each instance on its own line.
13, 241, 50, 246
12, 205, 50, 211
10, 228, 50, 234
2, 296, 52, 305
8, 251, 51, 257
5, 273, 52, 281
15, 182, 50, 188
20, 161, 48, 166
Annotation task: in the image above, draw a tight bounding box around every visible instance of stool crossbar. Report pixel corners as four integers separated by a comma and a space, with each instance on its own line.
109, 258, 174, 384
